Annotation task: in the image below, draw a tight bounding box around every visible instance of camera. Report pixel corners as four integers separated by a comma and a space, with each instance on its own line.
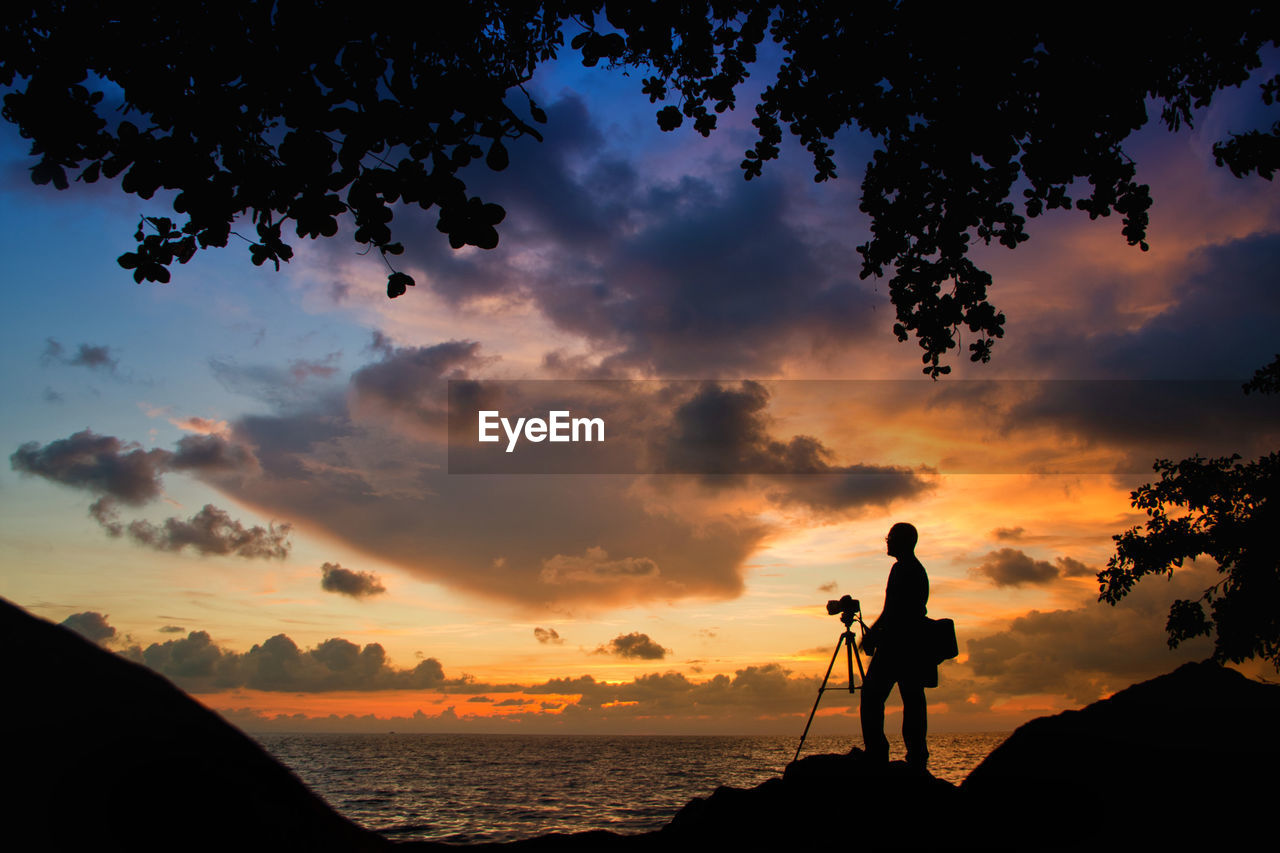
826, 594, 860, 623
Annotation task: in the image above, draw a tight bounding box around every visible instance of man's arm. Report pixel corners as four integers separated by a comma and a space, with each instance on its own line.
861, 564, 900, 655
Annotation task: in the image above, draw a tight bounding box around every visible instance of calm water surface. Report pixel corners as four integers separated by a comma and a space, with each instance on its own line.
256, 732, 1008, 844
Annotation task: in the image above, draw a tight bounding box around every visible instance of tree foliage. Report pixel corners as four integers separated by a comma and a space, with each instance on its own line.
618, 3, 1279, 375
1, 1, 569, 291
2, 3, 1277, 375
1100, 451, 1279, 669
1100, 355, 1280, 671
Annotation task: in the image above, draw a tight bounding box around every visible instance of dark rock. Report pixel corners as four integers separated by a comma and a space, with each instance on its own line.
0, 596, 388, 852
962, 660, 1280, 849
624, 662, 1279, 851
655, 749, 975, 850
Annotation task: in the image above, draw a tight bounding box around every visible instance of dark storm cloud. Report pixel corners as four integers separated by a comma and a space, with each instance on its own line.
139, 630, 224, 679
901, 374, 1280, 473
235, 402, 350, 472
971, 548, 1096, 588
169, 434, 260, 474
965, 561, 1218, 703
1055, 557, 1094, 578
11, 430, 170, 504
463, 94, 628, 253
1034, 233, 1280, 381
125, 505, 291, 559
349, 337, 485, 428
1000, 380, 1280, 468
133, 630, 447, 692
177, 360, 941, 606
765, 467, 935, 514
320, 563, 386, 599
362, 94, 879, 377
225, 377, 771, 606
69, 344, 117, 370
42, 338, 118, 372
660, 381, 818, 475
89, 497, 124, 536
533, 627, 564, 645
60, 611, 116, 645
13, 428, 283, 556
658, 382, 933, 511
993, 234, 1280, 462
11, 431, 259, 504
594, 632, 670, 660
535, 177, 878, 376
238, 635, 446, 692
387, 95, 634, 309
17, 382, 924, 608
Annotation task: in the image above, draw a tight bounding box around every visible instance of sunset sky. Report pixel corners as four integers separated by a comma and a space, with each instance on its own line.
2, 43, 1277, 737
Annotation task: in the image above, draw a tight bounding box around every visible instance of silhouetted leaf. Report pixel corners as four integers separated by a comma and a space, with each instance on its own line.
386, 271, 414, 298
486, 139, 509, 171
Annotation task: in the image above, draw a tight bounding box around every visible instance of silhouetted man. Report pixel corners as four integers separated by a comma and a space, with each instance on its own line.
860, 522, 935, 770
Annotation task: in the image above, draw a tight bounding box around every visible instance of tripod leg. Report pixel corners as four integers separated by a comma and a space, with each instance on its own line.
844, 631, 855, 693
793, 634, 845, 764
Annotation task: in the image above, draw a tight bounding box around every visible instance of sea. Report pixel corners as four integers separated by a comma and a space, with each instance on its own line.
255, 732, 1009, 844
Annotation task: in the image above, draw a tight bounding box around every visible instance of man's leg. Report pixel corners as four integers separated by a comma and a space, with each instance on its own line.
860, 655, 894, 763
899, 678, 928, 769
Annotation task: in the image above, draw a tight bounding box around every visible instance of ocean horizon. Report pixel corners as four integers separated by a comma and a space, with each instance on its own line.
256, 731, 1010, 843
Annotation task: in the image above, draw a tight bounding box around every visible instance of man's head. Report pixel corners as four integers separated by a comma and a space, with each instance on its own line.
886, 522, 918, 558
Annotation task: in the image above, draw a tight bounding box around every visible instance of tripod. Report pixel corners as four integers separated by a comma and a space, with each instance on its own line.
792, 603, 868, 764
